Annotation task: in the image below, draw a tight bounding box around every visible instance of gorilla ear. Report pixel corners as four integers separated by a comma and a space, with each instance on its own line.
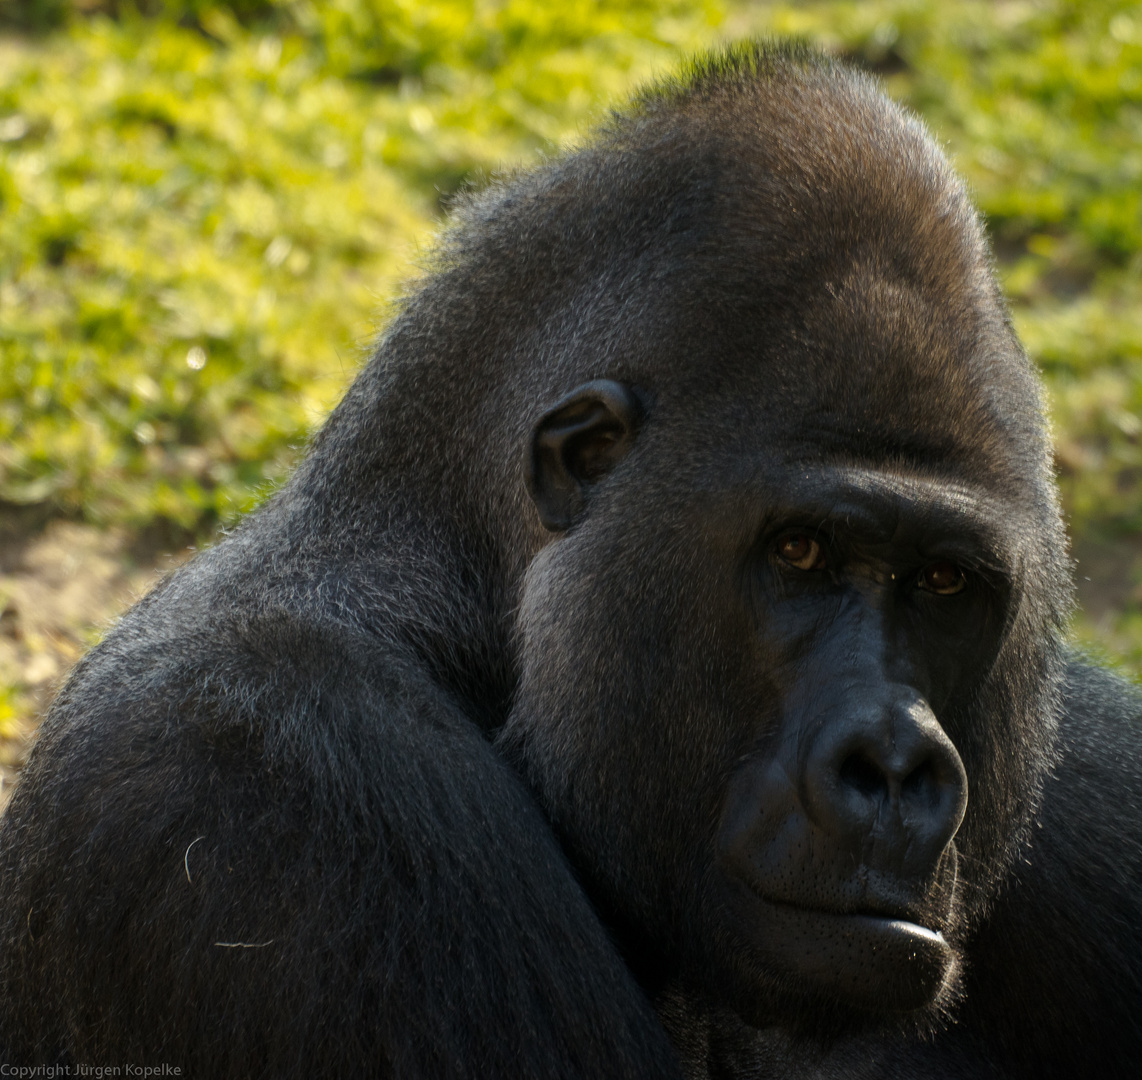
526, 379, 645, 532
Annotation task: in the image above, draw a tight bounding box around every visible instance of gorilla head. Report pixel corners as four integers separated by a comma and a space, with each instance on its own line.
468, 46, 1071, 1034
165, 42, 1070, 1038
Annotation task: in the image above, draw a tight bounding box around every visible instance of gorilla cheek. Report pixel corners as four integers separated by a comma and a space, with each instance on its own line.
504, 533, 736, 936
504, 544, 666, 867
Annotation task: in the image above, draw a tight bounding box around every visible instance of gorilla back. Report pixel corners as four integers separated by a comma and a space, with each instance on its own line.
0, 44, 1130, 1078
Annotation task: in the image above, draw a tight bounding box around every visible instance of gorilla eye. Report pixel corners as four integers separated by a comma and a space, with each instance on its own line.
775, 533, 826, 571
918, 561, 966, 595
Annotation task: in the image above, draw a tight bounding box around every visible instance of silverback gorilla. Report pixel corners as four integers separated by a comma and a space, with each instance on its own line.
1, 43, 1140, 1080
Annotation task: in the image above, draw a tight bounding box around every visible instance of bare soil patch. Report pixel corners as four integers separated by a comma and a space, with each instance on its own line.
0, 508, 193, 811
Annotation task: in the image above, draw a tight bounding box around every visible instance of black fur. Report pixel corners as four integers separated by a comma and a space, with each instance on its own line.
0, 43, 1138, 1079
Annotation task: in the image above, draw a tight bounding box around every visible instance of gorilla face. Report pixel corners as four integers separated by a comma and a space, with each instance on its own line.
504, 255, 1063, 1035
711, 461, 1007, 1017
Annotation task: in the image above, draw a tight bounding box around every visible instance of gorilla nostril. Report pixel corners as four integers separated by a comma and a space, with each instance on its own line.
901, 759, 940, 809
839, 752, 888, 801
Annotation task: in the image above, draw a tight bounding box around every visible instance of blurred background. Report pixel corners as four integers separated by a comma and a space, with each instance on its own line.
2, 0, 1141, 797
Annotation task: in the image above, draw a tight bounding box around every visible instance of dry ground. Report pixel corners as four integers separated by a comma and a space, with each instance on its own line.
0, 509, 193, 811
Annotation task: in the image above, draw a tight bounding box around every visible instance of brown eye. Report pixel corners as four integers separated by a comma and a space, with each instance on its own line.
776, 533, 826, 571
919, 561, 966, 595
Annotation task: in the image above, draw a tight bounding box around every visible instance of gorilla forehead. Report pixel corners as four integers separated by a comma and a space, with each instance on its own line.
387, 45, 1062, 596
648, 271, 1019, 471
620, 286, 1040, 557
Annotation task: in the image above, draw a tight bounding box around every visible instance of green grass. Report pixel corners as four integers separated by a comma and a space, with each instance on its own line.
2, 0, 1142, 699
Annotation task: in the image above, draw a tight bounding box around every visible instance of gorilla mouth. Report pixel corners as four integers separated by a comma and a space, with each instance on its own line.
730, 884, 956, 1014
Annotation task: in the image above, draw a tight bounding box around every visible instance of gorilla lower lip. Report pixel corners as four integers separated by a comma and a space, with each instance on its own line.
731, 886, 955, 1013
818, 913, 953, 1011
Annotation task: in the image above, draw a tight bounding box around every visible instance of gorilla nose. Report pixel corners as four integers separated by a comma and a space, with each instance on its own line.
804, 697, 968, 875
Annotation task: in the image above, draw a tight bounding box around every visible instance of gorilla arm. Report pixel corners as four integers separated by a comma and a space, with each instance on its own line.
0, 606, 681, 1079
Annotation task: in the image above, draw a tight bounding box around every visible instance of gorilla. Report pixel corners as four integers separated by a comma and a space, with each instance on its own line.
0, 43, 1139, 1079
